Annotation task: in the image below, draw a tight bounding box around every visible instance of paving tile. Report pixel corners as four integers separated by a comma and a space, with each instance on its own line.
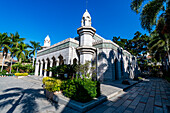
128, 92, 139, 100
140, 92, 149, 103
154, 106, 163, 113
133, 103, 145, 113
150, 91, 155, 97
114, 100, 131, 113
86, 103, 109, 113
125, 107, 135, 113
123, 110, 133, 113
154, 95, 162, 107
103, 107, 115, 113
112, 94, 130, 108
128, 95, 142, 109
144, 97, 154, 113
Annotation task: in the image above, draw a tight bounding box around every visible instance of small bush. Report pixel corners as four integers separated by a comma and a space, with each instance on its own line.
45, 79, 62, 92
133, 77, 139, 81
42, 77, 57, 84
122, 79, 130, 85
2, 70, 7, 74
138, 77, 143, 80
42, 77, 50, 84
14, 73, 28, 76
61, 78, 98, 103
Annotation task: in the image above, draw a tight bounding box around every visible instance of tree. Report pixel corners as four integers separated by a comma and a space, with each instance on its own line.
131, 0, 170, 32
112, 36, 127, 49
8, 47, 18, 73
28, 41, 41, 66
9, 32, 25, 73
15, 42, 28, 63
0, 33, 10, 72
148, 18, 170, 71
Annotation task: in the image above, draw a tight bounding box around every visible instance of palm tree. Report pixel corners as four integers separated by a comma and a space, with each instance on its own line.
8, 32, 25, 73
131, 0, 170, 32
8, 47, 18, 73
28, 41, 41, 66
148, 17, 169, 71
0, 33, 10, 72
15, 42, 29, 72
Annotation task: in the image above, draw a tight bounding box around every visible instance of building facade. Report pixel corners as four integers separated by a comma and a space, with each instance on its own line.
35, 10, 139, 81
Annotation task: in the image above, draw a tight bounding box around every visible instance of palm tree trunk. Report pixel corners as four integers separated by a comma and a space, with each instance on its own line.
10, 57, 13, 74
17, 58, 22, 72
1, 55, 5, 72
33, 55, 35, 67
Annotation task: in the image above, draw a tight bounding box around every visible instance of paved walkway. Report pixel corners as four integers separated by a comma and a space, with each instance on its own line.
0, 76, 78, 113
87, 78, 170, 113
0, 76, 170, 113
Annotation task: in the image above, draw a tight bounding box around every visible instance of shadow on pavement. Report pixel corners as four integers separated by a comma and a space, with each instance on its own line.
0, 87, 59, 113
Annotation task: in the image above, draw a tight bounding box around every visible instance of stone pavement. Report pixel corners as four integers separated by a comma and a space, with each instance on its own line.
0, 76, 170, 113
0, 76, 78, 113
87, 78, 170, 113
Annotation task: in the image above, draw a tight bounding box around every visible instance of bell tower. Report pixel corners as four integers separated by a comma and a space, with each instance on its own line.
42, 35, 51, 49
77, 10, 96, 64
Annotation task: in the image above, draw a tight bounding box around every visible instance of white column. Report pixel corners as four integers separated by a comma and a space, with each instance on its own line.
56, 59, 59, 77
35, 62, 39, 76
40, 61, 43, 77
56, 59, 59, 67
49, 60, 53, 77
44, 61, 48, 77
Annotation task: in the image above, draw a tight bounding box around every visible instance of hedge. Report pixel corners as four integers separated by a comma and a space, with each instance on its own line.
42, 77, 101, 103
43, 77, 62, 92
14, 73, 28, 76
61, 78, 99, 103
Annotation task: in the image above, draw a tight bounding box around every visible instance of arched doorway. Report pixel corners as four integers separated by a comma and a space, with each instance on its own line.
51, 57, 56, 77
42, 59, 45, 76
46, 58, 50, 76
115, 59, 118, 80
38, 60, 41, 76
73, 58, 77, 65
58, 55, 64, 65
120, 60, 124, 79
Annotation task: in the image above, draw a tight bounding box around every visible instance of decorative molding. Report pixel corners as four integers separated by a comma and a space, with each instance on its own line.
37, 38, 79, 57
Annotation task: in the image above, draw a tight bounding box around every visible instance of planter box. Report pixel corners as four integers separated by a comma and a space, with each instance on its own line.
44, 89, 106, 112
45, 90, 54, 100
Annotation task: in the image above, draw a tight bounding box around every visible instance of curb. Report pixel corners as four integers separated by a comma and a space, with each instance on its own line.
123, 80, 142, 91
45, 80, 142, 112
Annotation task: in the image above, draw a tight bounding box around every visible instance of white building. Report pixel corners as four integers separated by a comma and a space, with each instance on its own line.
35, 10, 139, 82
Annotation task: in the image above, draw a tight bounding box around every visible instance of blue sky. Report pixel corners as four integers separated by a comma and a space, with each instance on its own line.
0, 0, 148, 46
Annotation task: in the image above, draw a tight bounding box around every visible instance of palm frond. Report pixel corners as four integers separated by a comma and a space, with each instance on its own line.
140, 0, 164, 32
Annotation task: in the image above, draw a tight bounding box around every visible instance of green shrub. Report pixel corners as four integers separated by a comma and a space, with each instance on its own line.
61, 79, 77, 98
42, 77, 50, 84
11, 69, 16, 73
45, 79, 62, 92
2, 70, 7, 74
138, 77, 143, 80
61, 78, 98, 103
42, 77, 57, 84
14, 73, 28, 76
165, 76, 170, 82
